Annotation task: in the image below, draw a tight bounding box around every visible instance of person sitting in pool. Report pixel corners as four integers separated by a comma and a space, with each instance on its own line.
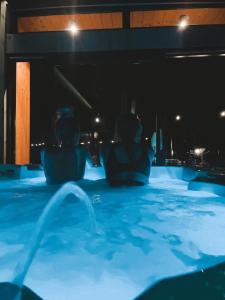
41, 106, 87, 184
101, 113, 154, 186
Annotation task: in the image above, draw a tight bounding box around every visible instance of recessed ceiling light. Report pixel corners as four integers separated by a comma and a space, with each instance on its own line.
178, 15, 189, 31
68, 22, 79, 35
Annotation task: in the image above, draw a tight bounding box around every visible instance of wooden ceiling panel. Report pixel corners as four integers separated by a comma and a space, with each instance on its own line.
18, 12, 123, 32
131, 8, 225, 28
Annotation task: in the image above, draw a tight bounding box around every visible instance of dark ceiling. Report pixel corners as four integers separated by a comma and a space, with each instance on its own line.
8, 0, 225, 12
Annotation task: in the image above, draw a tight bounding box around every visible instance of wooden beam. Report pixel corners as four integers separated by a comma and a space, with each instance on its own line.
15, 62, 30, 165
131, 8, 225, 28
18, 12, 123, 32
0, 0, 7, 163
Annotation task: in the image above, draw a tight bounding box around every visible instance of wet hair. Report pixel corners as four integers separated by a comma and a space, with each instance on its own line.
115, 113, 143, 143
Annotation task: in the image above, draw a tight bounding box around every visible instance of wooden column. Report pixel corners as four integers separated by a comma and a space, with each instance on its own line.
0, 0, 7, 163
16, 62, 30, 165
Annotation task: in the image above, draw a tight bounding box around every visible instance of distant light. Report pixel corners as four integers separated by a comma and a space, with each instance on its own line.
220, 110, 225, 117
178, 15, 189, 31
145, 137, 149, 141
188, 54, 210, 58
174, 54, 210, 59
194, 148, 205, 156
94, 117, 101, 124
87, 141, 91, 144
110, 140, 115, 144
219, 54, 225, 57
80, 142, 85, 145
31, 144, 34, 147
99, 141, 103, 144
175, 115, 181, 121
68, 22, 79, 35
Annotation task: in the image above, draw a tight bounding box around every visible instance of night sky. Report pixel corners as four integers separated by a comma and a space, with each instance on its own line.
30, 56, 225, 156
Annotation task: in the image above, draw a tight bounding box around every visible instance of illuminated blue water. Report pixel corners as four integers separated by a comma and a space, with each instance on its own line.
0, 167, 225, 300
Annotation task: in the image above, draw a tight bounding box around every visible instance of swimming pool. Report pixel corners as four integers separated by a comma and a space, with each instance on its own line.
0, 166, 225, 299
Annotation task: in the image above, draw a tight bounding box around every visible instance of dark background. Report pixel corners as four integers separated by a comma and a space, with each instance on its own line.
30, 56, 225, 163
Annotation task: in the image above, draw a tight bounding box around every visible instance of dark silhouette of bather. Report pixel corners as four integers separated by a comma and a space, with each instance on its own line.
41, 106, 87, 184
101, 113, 154, 185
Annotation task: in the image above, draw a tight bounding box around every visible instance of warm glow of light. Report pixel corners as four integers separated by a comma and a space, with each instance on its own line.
94, 117, 100, 123
68, 22, 79, 35
178, 15, 189, 30
194, 148, 205, 156
220, 110, 225, 117
188, 54, 210, 58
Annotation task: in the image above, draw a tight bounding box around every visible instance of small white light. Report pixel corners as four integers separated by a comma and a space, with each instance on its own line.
87, 141, 91, 144
175, 115, 181, 121
94, 117, 100, 124
111, 140, 115, 144
219, 54, 225, 57
80, 142, 85, 145
178, 15, 189, 31
188, 54, 210, 58
145, 137, 149, 141
99, 141, 103, 144
174, 55, 185, 58
68, 22, 79, 35
194, 148, 205, 156
220, 110, 225, 117
31, 144, 34, 147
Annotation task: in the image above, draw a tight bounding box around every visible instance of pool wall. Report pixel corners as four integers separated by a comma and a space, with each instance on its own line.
1, 164, 225, 197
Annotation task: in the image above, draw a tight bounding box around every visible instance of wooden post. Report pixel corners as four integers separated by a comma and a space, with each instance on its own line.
0, 0, 7, 163
15, 62, 30, 165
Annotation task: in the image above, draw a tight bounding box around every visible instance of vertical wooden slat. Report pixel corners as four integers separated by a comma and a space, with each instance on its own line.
16, 62, 30, 165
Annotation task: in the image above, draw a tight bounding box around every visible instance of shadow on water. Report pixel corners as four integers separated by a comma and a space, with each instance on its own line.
0, 182, 96, 300
136, 261, 225, 300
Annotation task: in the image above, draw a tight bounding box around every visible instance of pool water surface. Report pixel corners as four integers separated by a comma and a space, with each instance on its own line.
0, 169, 225, 300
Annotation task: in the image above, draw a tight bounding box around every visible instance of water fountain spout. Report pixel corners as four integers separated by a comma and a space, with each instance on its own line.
6, 182, 96, 299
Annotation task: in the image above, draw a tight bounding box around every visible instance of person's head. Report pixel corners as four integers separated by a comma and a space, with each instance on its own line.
115, 113, 143, 143
55, 111, 80, 147
56, 106, 74, 120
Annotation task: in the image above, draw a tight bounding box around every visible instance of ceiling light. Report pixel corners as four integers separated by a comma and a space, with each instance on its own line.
68, 22, 79, 35
178, 15, 189, 31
